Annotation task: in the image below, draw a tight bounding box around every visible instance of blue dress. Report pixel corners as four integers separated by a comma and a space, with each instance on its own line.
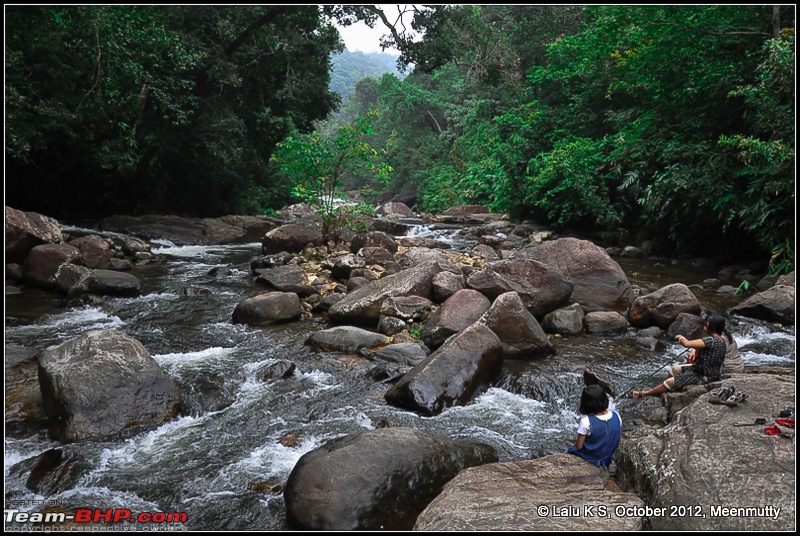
566, 411, 621, 468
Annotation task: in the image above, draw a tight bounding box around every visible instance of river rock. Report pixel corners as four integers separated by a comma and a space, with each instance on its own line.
261, 224, 323, 255
513, 238, 634, 313
375, 202, 415, 218
5, 344, 47, 432
256, 360, 296, 381
628, 283, 702, 329
38, 329, 182, 443
68, 235, 112, 269
421, 289, 490, 348
776, 271, 794, 287
98, 214, 256, 245
368, 342, 429, 366
328, 261, 443, 325
665, 312, 705, 340
350, 231, 398, 254
465, 258, 573, 318
414, 454, 645, 531
380, 296, 433, 322
255, 264, 317, 297
396, 247, 458, 272
478, 292, 554, 357
615, 373, 795, 530
584, 311, 629, 334
22, 243, 83, 291
284, 427, 498, 530
385, 323, 503, 416
729, 285, 795, 325
25, 447, 91, 496
67, 269, 142, 298
471, 243, 499, 261
231, 292, 302, 325
306, 326, 390, 353
5, 206, 64, 264
329, 254, 365, 280
432, 270, 464, 303
357, 246, 395, 266
378, 315, 407, 336
54, 264, 92, 294
541, 303, 585, 335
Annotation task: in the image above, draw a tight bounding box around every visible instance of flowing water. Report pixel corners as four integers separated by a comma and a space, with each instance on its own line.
4, 224, 795, 530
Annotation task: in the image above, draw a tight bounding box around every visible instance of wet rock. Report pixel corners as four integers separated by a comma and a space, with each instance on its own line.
357, 246, 395, 266
478, 291, 554, 358
5, 206, 64, 264
208, 266, 233, 278
54, 264, 91, 294
257, 360, 296, 381
414, 455, 644, 531
729, 285, 795, 325
628, 283, 701, 329
67, 269, 142, 298
466, 258, 573, 318
541, 303, 585, 335
380, 296, 433, 322
68, 235, 112, 269
368, 342, 429, 366
584, 311, 629, 335
38, 329, 182, 443
108, 258, 132, 271
665, 313, 705, 340
231, 292, 303, 325
5, 344, 47, 432
23, 243, 83, 291
385, 323, 503, 416
620, 245, 646, 258
328, 261, 442, 325
284, 427, 497, 530
421, 290, 491, 349
261, 224, 323, 255
330, 254, 365, 280
255, 264, 318, 297
306, 326, 390, 353
26, 448, 91, 496
513, 238, 634, 313
378, 315, 407, 336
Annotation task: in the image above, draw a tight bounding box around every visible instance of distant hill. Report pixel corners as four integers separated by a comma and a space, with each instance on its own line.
330, 50, 405, 98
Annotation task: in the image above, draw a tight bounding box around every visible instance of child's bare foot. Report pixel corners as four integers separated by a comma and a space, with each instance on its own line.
631, 390, 643, 399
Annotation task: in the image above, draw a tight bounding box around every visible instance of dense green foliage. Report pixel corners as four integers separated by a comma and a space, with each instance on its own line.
6, 5, 342, 218
5, 5, 794, 265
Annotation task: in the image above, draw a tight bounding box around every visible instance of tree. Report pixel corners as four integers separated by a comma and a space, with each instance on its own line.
270, 111, 392, 241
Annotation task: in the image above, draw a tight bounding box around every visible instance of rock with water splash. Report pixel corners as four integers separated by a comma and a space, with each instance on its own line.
5, 344, 47, 432
38, 329, 182, 443
414, 454, 644, 531
729, 285, 795, 325
385, 323, 503, 416
284, 427, 497, 530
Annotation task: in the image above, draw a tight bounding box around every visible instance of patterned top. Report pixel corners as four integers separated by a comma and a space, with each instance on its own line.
674, 335, 726, 389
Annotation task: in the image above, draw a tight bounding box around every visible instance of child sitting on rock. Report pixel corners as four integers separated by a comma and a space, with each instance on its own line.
566, 384, 622, 468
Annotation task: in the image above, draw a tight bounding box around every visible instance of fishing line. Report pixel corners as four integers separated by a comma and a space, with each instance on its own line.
613, 347, 691, 402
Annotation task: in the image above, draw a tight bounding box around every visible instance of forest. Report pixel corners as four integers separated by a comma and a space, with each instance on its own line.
4, 5, 795, 267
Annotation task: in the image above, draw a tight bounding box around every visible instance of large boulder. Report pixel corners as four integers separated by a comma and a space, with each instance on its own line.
414, 455, 645, 531
420, 289, 491, 349
478, 292, 554, 358
328, 261, 443, 325
261, 224, 323, 255
513, 238, 634, 313
465, 258, 573, 318
67, 269, 142, 298
584, 311, 629, 335
542, 303, 585, 335
396, 247, 457, 272
616, 373, 795, 530
284, 427, 497, 531
350, 231, 398, 254
5, 206, 63, 264
5, 344, 47, 432
68, 235, 112, 269
255, 264, 318, 297
384, 323, 503, 416
628, 283, 701, 329
375, 201, 415, 218
729, 285, 795, 325
431, 270, 464, 303
22, 243, 83, 291
98, 214, 256, 245
231, 292, 302, 325
37, 330, 182, 443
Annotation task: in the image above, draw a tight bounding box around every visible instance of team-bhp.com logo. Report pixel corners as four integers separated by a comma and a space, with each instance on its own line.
5, 508, 188, 528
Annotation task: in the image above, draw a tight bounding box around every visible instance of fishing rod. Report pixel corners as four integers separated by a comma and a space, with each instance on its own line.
613, 347, 691, 403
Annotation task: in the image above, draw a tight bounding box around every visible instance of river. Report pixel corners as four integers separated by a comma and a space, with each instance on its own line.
4, 222, 795, 530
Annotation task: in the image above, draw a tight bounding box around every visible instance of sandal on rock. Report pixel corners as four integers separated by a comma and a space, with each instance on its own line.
721, 390, 747, 407
709, 386, 734, 404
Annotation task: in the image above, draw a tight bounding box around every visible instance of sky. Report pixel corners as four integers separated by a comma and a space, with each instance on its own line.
335, 5, 414, 56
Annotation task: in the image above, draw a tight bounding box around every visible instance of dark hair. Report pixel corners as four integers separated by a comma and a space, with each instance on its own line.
579, 385, 609, 415
705, 313, 726, 337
